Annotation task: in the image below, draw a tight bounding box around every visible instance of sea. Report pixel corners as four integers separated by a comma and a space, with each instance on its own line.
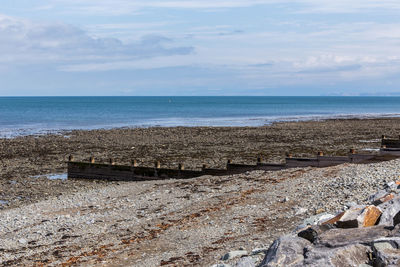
1, 96, 400, 138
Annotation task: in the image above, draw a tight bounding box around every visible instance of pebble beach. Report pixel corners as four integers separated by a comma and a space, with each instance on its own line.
1, 118, 400, 265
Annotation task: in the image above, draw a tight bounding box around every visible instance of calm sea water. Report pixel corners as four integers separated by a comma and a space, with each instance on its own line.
1, 96, 400, 137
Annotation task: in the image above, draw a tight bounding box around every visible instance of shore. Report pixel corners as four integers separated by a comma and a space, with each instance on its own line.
2, 118, 400, 210
1, 118, 400, 265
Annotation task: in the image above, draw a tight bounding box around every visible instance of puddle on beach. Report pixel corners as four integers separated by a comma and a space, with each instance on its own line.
362, 148, 380, 152
31, 173, 68, 180
359, 139, 380, 143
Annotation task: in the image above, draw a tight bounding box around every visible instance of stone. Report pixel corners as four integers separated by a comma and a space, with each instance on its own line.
221, 251, 248, 261
335, 205, 380, 228
18, 238, 27, 245
298, 224, 335, 243
378, 197, 400, 227
298, 227, 318, 243
317, 225, 391, 248
251, 248, 268, 255
372, 193, 395, 206
303, 244, 371, 267
372, 241, 400, 266
296, 212, 335, 230
320, 211, 345, 226
259, 235, 311, 267
211, 264, 232, 267
336, 206, 364, 228
233, 257, 255, 267
361, 206, 382, 227
369, 190, 391, 204
295, 207, 307, 215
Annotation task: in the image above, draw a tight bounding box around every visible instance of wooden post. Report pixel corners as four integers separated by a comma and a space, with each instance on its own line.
132, 159, 138, 167
68, 155, 74, 162
349, 148, 356, 154
202, 164, 207, 170
317, 151, 324, 157
178, 163, 184, 170
109, 158, 115, 165
89, 156, 95, 163
155, 161, 161, 169
257, 157, 263, 163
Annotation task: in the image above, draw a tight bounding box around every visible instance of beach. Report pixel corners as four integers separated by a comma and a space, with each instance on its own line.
1, 118, 400, 265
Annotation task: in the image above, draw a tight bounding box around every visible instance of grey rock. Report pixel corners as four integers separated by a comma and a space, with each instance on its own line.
378, 197, 400, 227
251, 248, 268, 255
297, 224, 335, 243
18, 238, 27, 245
317, 225, 391, 248
295, 212, 334, 231
260, 235, 311, 267
303, 244, 371, 267
369, 189, 391, 204
233, 257, 255, 267
336, 206, 365, 228
372, 241, 400, 266
221, 250, 248, 261
211, 264, 232, 267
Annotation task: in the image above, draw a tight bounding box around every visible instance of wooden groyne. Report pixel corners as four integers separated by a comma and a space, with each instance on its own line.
67, 136, 400, 182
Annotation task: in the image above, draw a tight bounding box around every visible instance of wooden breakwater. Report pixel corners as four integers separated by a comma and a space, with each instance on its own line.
67, 135, 400, 181
380, 135, 400, 155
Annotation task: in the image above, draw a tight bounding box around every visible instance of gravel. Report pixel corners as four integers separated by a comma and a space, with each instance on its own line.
1, 159, 400, 266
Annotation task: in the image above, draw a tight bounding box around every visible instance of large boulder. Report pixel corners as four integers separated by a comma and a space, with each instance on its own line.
259, 235, 311, 267
378, 197, 400, 227
336, 205, 381, 228
316, 225, 391, 248
372, 238, 400, 267
303, 244, 371, 267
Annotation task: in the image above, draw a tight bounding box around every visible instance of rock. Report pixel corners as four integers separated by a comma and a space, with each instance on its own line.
336, 205, 381, 228
372, 193, 395, 206
295, 207, 307, 215
297, 224, 335, 243
296, 212, 335, 230
344, 201, 358, 209
221, 251, 248, 261
378, 197, 400, 227
251, 248, 268, 255
317, 225, 391, 248
336, 206, 364, 228
303, 244, 371, 267
320, 211, 345, 226
211, 264, 232, 267
372, 241, 400, 266
369, 190, 390, 204
260, 235, 311, 266
233, 257, 255, 267
18, 238, 27, 245
361, 206, 382, 227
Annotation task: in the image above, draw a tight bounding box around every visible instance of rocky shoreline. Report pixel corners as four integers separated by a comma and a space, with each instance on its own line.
2, 158, 400, 266
2, 118, 400, 266
215, 175, 400, 266
2, 118, 400, 211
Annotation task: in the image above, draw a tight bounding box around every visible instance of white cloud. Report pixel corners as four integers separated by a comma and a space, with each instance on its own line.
0, 14, 194, 66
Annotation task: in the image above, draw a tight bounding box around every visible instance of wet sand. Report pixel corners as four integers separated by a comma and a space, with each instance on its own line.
1, 118, 400, 209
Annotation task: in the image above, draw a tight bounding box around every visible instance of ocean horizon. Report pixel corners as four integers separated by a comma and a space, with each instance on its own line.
1, 96, 400, 138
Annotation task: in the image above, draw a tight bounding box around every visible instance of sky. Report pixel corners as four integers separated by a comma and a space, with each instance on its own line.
1, 1, 400, 96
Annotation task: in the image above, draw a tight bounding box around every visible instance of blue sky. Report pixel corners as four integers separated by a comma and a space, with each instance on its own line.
1, 1, 400, 96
